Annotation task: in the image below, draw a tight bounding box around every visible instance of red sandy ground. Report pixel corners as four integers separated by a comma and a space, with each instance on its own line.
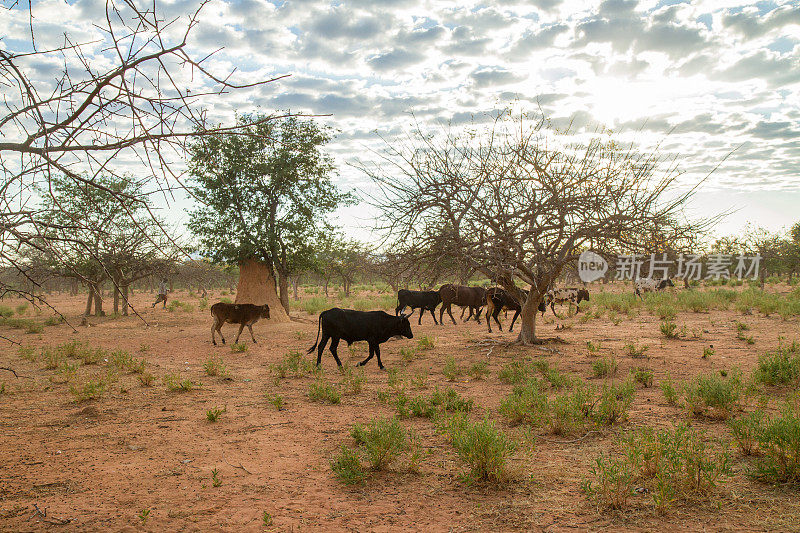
1, 286, 799, 532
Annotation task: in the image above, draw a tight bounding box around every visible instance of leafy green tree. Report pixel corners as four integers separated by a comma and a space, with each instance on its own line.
187, 114, 352, 312
36, 174, 176, 317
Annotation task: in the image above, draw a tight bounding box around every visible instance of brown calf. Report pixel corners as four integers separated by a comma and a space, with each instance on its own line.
210, 303, 270, 345
438, 284, 486, 325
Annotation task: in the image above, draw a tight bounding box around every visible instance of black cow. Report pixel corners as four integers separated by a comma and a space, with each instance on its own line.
439, 284, 486, 325
211, 303, 270, 345
395, 289, 442, 325
307, 308, 414, 370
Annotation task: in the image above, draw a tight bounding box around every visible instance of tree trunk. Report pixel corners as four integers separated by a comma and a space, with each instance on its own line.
323, 280, 329, 297
122, 284, 130, 316
515, 291, 542, 345
292, 276, 301, 301
113, 281, 120, 315
343, 278, 352, 297
84, 286, 94, 316
94, 284, 104, 316
278, 272, 290, 313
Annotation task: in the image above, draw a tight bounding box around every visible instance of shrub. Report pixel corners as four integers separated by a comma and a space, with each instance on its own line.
499, 379, 548, 427
41, 348, 65, 370
657, 379, 681, 407
684, 370, 742, 419
350, 417, 408, 470
585, 424, 731, 512
308, 380, 341, 404
330, 445, 366, 484
303, 297, 329, 315
656, 304, 677, 320
750, 404, 800, 484
729, 410, 765, 456
753, 343, 800, 386
444, 414, 516, 483
0, 305, 14, 317
702, 346, 715, 359
271, 351, 314, 379
592, 357, 617, 378
543, 366, 572, 390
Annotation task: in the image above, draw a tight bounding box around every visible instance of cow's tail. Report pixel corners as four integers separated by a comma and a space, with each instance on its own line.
307, 314, 323, 355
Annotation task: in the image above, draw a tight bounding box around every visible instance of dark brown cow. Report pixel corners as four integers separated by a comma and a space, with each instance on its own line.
210, 303, 270, 345
438, 284, 486, 325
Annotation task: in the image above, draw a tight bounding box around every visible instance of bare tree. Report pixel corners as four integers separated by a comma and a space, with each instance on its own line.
364, 110, 709, 344
0, 0, 287, 311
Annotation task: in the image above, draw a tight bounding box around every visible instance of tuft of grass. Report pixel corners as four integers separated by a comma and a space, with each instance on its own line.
624, 342, 649, 359
703, 346, 715, 359
660, 320, 679, 339
442, 356, 464, 382
163, 373, 199, 392
498, 359, 533, 384
231, 342, 248, 353
17, 346, 36, 362
211, 467, 222, 487
592, 357, 617, 378
468, 361, 490, 380
340, 366, 367, 395
660, 375, 679, 406
261, 511, 273, 527
138, 372, 155, 387
748, 403, 800, 484
417, 335, 436, 350
631, 367, 654, 388
308, 379, 341, 404
203, 357, 229, 377
206, 406, 226, 422
265, 392, 284, 410
70, 377, 106, 402
41, 347, 65, 370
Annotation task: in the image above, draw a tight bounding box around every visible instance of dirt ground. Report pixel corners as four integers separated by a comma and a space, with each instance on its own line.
1, 285, 799, 532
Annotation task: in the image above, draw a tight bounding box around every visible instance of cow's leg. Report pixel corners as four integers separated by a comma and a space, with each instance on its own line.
329, 338, 343, 368
485, 300, 495, 332
429, 308, 438, 325
374, 344, 385, 370
493, 308, 503, 332
211, 317, 219, 345
316, 333, 330, 367
463, 306, 473, 322
234, 323, 246, 344
445, 304, 456, 325
418, 307, 423, 325
460, 307, 467, 320
217, 320, 226, 345
358, 343, 375, 367
509, 310, 520, 332
551, 301, 557, 316
475, 307, 482, 324
247, 324, 257, 343
395, 303, 404, 316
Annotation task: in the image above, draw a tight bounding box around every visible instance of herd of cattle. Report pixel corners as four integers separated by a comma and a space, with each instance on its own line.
208, 278, 675, 369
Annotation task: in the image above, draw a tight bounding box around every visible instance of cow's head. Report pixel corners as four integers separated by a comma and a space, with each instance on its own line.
577, 289, 590, 304
397, 313, 414, 339
260, 304, 270, 319
537, 299, 547, 313
658, 279, 674, 290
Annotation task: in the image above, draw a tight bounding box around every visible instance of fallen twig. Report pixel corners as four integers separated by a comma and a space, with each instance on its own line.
29, 504, 71, 525
0, 366, 19, 377
222, 450, 253, 474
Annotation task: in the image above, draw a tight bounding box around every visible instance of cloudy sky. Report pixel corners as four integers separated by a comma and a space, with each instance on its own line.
4, 0, 800, 241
